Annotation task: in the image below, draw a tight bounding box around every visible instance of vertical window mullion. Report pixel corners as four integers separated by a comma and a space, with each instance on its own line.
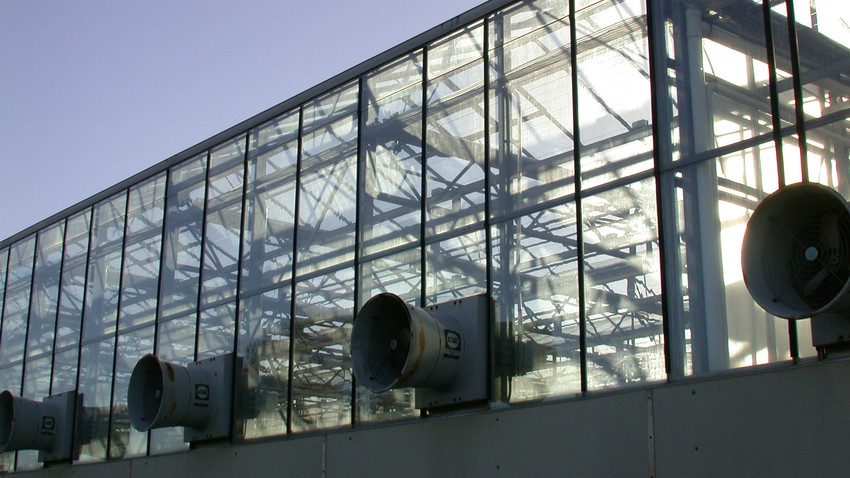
286, 107, 305, 435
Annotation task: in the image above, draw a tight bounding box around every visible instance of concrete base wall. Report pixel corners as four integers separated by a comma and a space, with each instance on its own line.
17, 359, 850, 478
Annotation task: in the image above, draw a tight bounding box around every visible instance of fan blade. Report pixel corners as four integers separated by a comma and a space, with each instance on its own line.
803, 267, 831, 297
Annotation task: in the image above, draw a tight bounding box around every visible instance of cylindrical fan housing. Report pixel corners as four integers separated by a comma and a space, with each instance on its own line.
742, 182, 850, 319
128, 354, 212, 432
0, 391, 57, 452
351, 293, 462, 393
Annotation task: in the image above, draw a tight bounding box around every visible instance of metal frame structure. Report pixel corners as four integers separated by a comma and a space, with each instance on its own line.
0, 0, 848, 472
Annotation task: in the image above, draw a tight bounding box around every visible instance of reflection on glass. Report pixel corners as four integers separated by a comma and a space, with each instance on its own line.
576, 0, 653, 188
119, 174, 166, 331
76, 339, 115, 463
298, 83, 359, 275
160, 154, 207, 320
198, 302, 235, 360
492, 205, 581, 403
83, 192, 127, 340
26, 222, 65, 358
665, 142, 790, 377
150, 315, 195, 455
51, 347, 78, 394
241, 111, 299, 296
55, 210, 91, 349
583, 179, 664, 390
426, 229, 487, 304
0, 236, 36, 365
236, 287, 290, 440
18, 356, 52, 471
489, 1, 575, 218
201, 137, 245, 307
291, 268, 354, 433
357, 249, 420, 424
360, 52, 424, 257
426, 22, 486, 236
110, 327, 153, 459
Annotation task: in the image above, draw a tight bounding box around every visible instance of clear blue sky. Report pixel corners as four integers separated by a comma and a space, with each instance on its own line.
0, 0, 483, 242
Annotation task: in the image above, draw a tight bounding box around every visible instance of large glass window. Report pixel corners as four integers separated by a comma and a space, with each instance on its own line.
297, 84, 359, 275
25, 222, 64, 358
150, 315, 195, 455
82, 192, 127, 341
110, 326, 153, 459
356, 248, 420, 424
235, 286, 291, 440
576, 0, 653, 189
489, 0, 574, 219
0, 236, 36, 365
55, 210, 91, 349
583, 178, 664, 390
200, 136, 245, 308
159, 154, 207, 320
241, 111, 300, 296
291, 268, 354, 433
426, 22, 486, 237
76, 338, 115, 463
360, 52, 424, 257
492, 204, 582, 403
118, 174, 166, 331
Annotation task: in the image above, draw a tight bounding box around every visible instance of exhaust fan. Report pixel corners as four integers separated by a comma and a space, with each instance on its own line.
742, 182, 850, 352
351, 293, 488, 410
0, 390, 77, 462
127, 353, 234, 442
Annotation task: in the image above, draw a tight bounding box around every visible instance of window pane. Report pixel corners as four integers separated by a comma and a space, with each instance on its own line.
360, 52, 424, 256
26, 222, 65, 357
201, 158, 243, 307
150, 314, 195, 455
119, 174, 166, 331
83, 192, 127, 340
356, 248, 420, 425
0, 236, 36, 365
583, 178, 665, 390
76, 338, 115, 463
489, 1, 575, 219
664, 142, 790, 377
426, 23, 486, 236
51, 347, 78, 394
198, 302, 235, 360
159, 154, 207, 320
292, 268, 354, 433
18, 356, 52, 471
576, 0, 653, 188
491, 204, 582, 403
298, 84, 359, 275
426, 229, 487, 304
55, 210, 91, 349
241, 111, 299, 295
236, 287, 290, 441
110, 326, 153, 459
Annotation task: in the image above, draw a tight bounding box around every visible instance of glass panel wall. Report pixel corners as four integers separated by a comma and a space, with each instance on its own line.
241, 111, 300, 296
426, 22, 486, 237
82, 192, 127, 341
297, 83, 359, 275
0, 0, 846, 470
119, 174, 166, 331
25, 222, 65, 358
55, 210, 91, 350
159, 154, 207, 320
0, 236, 36, 365
291, 268, 354, 433
360, 52, 424, 257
